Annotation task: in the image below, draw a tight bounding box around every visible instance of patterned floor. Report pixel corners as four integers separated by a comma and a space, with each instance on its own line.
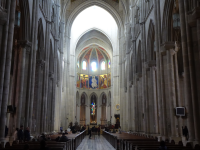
76, 135, 115, 150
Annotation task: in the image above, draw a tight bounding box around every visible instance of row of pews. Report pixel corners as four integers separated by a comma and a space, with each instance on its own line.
103, 131, 199, 150
0, 130, 86, 150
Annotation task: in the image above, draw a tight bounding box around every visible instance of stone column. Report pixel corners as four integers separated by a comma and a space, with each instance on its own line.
154, 0, 164, 139
185, 5, 200, 142
25, 0, 39, 132
179, 0, 195, 141
141, 26, 147, 134
0, 1, 10, 112
126, 24, 132, 130
49, 72, 54, 132
167, 48, 176, 138
42, 18, 51, 132
152, 65, 159, 134
86, 105, 90, 125
15, 41, 31, 128
0, 0, 16, 142
34, 59, 44, 134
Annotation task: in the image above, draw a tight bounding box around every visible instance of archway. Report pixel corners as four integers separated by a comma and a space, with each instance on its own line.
101, 94, 107, 125
80, 93, 86, 126
90, 94, 97, 125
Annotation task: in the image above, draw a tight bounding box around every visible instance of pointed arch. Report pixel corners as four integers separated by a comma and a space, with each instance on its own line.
161, 0, 174, 43
37, 18, 45, 60
99, 92, 107, 106
89, 92, 98, 106
136, 41, 142, 73
147, 20, 155, 61
80, 92, 88, 106
19, 0, 31, 41
62, 1, 123, 37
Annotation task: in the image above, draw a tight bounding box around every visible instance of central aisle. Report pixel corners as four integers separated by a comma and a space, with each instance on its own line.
76, 135, 115, 150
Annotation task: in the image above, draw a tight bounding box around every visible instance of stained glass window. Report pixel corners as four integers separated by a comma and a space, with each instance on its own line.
101, 61, 105, 70
108, 60, 111, 68
91, 102, 96, 115
82, 61, 86, 70
91, 62, 97, 71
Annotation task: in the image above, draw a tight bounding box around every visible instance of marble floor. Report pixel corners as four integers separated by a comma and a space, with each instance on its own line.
76, 135, 115, 150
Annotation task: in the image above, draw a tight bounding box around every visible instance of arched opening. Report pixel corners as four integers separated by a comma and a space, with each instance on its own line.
80, 93, 86, 126
90, 94, 97, 125
101, 94, 107, 125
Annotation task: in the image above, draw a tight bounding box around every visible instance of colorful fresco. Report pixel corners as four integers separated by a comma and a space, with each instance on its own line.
77, 74, 80, 88
96, 49, 104, 63
84, 49, 92, 63
99, 74, 107, 89
89, 76, 98, 89
108, 73, 111, 88
80, 74, 89, 89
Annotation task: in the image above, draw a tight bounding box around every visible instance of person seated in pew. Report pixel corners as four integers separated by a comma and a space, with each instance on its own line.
80, 126, 85, 132
18, 125, 24, 142
59, 133, 69, 142
24, 127, 31, 141
40, 140, 49, 150
64, 130, 68, 134
158, 141, 168, 150
55, 136, 60, 142
39, 133, 47, 141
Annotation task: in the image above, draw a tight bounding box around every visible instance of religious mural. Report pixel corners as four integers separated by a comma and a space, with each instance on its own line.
89, 75, 98, 89
99, 74, 107, 89
107, 73, 111, 88
77, 73, 80, 88
80, 74, 89, 89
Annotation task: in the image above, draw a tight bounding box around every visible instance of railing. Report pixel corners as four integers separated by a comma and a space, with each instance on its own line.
74, 130, 86, 150
103, 131, 117, 149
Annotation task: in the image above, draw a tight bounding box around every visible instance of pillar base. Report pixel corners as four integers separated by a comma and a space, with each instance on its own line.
182, 136, 187, 146
192, 141, 200, 148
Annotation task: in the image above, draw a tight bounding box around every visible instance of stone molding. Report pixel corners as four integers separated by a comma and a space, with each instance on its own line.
0, 10, 7, 25
187, 7, 200, 27
160, 41, 175, 55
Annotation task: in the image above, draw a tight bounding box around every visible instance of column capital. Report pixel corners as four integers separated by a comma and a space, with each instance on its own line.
160, 41, 175, 55
161, 41, 175, 51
